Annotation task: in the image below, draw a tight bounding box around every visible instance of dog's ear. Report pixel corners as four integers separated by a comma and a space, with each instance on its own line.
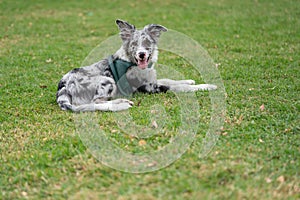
144, 24, 168, 42
116, 19, 136, 42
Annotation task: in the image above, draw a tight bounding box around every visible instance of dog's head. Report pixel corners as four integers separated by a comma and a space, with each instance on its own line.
116, 19, 167, 69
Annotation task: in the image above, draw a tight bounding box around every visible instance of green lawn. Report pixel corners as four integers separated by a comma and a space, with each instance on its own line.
1, 0, 299, 199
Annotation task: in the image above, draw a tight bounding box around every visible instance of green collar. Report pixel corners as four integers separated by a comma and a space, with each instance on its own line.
108, 55, 153, 96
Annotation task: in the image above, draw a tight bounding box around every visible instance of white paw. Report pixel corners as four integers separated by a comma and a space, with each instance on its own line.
205, 84, 218, 91
111, 98, 134, 105
191, 84, 217, 91
184, 80, 195, 85
110, 102, 133, 111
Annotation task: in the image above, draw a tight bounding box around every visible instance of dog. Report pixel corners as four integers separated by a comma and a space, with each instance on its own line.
56, 19, 217, 112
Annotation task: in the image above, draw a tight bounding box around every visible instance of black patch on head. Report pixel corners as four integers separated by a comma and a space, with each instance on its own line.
142, 38, 152, 48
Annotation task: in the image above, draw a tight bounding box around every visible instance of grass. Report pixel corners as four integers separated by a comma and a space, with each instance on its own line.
0, 0, 299, 199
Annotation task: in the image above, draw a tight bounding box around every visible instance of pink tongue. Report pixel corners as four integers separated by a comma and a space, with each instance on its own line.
138, 60, 148, 69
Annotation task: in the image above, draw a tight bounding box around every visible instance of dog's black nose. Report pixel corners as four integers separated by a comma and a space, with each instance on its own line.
138, 52, 146, 59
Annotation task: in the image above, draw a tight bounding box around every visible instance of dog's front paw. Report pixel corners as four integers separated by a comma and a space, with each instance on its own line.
184, 80, 195, 85
109, 99, 134, 111
110, 102, 133, 111
191, 84, 217, 91
205, 84, 217, 91
112, 98, 134, 105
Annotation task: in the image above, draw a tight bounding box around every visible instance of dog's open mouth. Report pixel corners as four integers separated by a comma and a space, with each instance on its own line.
135, 56, 150, 69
